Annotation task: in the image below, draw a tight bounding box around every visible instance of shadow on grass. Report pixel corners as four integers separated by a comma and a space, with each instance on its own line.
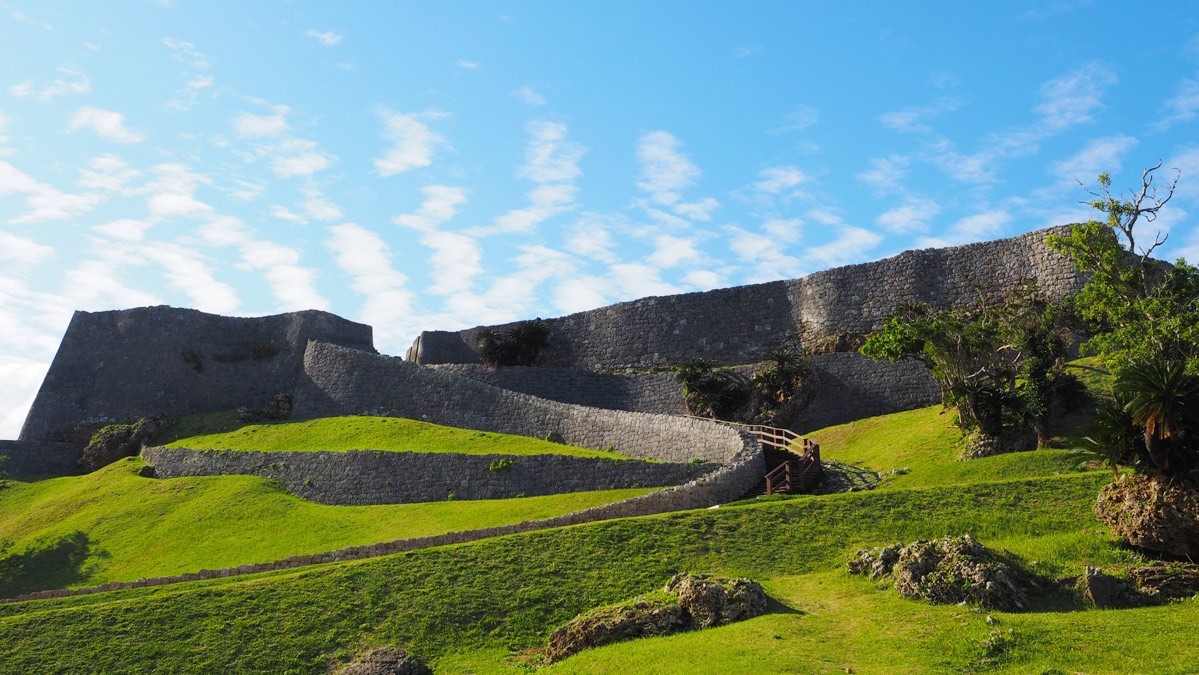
0, 531, 101, 597
764, 594, 805, 616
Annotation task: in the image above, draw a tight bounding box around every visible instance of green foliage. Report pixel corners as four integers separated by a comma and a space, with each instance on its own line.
750, 346, 815, 425
180, 349, 205, 373
165, 415, 625, 459
488, 458, 516, 473
859, 284, 1071, 443
478, 319, 550, 367
1046, 166, 1199, 370
79, 417, 172, 473
673, 359, 750, 419
1112, 360, 1199, 478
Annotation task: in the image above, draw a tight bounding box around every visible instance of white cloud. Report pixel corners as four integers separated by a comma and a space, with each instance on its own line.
305, 29, 343, 46
610, 263, 681, 298
167, 74, 215, 111
647, 235, 701, 268
552, 277, 609, 315
636, 131, 700, 206
565, 218, 618, 263
9, 65, 91, 101
93, 219, 154, 241
393, 185, 468, 232
1157, 78, 1199, 128
484, 121, 585, 234
857, 155, 909, 196
269, 204, 306, 223
0, 232, 55, 266
77, 154, 140, 192
879, 99, 959, 133
728, 223, 804, 282
0, 357, 50, 439
140, 242, 241, 314
683, 269, 725, 289
877, 197, 940, 234
67, 107, 145, 143
515, 86, 546, 106
270, 138, 335, 178
457, 59, 479, 70
805, 223, 883, 268
1036, 62, 1117, 131
163, 38, 210, 70
327, 223, 415, 348
374, 109, 446, 176
920, 210, 1012, 247
1, 159, 104, 223
137, 162, 214, 221
673, 197, 720, 221
6, 8, 52, 30
1052, 134, 1138, 184
302, 188, 343, 221
233, 110, 289, 137
753, 166, 807, 194
236, 239, 328, 310
421, 229, 484, 297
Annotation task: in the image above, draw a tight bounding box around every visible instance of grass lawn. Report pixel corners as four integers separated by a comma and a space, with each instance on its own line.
0, 457, 654, 596
162, 414, 626, 458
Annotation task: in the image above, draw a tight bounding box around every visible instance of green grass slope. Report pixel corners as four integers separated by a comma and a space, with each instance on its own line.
0, 457, 652, 596
2, 471, 1151, 674
163, 415, 626, 458
809, 405, 1091, 491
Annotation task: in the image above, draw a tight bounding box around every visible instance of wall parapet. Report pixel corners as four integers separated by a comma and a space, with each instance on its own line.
410, 226, 1085, 369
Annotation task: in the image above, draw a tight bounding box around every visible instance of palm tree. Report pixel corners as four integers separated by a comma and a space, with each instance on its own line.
1114, 360, 1199, 475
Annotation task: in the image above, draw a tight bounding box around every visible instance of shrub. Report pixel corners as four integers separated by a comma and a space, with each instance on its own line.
79, 416, 173, 473
478, 319, 550, 367
673, 359, 750, 420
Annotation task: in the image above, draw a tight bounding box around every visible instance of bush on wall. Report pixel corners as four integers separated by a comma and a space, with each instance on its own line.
478, 319, 550, 367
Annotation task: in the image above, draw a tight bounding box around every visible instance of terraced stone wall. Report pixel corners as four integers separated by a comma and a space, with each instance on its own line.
0, 441, 81, 476
410, 226, 1084, 369
142, 447, 717, 505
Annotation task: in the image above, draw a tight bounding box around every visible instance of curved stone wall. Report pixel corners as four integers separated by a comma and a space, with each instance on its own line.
141, 447, 718, 505
411, 226, 1085, 369
19, 306, 375, 443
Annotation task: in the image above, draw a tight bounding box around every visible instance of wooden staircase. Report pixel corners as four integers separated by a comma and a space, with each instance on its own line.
728, 423, 822, 497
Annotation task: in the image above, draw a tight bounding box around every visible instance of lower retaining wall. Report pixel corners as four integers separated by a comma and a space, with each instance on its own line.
0, 440, 82, 476
6, 436, 763, 605
141, 447, 719, 505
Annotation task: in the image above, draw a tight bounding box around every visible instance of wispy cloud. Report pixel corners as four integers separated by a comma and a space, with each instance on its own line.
457, 59, 478, 70
374, 109, 446, 176
1155, 77, 1199, 129
327, 223, 414, 347
515, 86, 546, 106
636, 130, 700, 206
305, 29, 343, 46
67, 107, 145, 144
1035, 62, 1117, 131
1, 159, 104, 223
1052, 134, 1138, 184
163, 38, 213, 110
768, 105, 819, 134
876, 197, 940, 234
857, 155, 910, 195
879, 98, 959, 133
753, 166, 808, 195
920, 210, 1012, 247
484, 121, 584, 234
9, 65, 91, 101
233, 109, 290, 137
5, 8, 52, 30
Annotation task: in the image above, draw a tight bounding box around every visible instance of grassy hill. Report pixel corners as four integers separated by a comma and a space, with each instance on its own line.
4, 385, 1196, 673
162, 414, 626, 458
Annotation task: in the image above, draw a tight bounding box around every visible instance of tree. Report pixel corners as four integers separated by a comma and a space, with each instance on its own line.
477, 319, 550, 367
1113, 360, 1199, 477
1047, 163, 1199, 370
860, 283, 1071, 445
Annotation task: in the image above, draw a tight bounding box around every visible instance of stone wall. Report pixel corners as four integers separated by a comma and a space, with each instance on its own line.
142, 447, 717, 505
294, 342, 751, 465
428, 364, 688, 415
19, 306, 375, 443
410, 226, 1085, 369
0, 441, 82, 476
430, 353, 939, 434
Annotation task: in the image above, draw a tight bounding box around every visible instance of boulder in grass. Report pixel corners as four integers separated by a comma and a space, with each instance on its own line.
850, 535, 1043, 612
1094, 474, 1199, 559
333, 647, 431, 675
544, 573, 768, 664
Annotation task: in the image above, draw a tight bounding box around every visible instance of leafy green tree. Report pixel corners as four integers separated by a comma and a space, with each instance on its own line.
860, 284, 1070, 444
1047, 163, 1199, 370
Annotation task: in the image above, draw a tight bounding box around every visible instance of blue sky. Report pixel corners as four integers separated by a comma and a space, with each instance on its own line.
3, 1, 1199, 437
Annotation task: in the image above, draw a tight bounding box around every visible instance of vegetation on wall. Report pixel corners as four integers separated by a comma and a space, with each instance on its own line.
673, 344, 816, 425
859, 283, 1077, 448
673, 358, 751, 420
477, 319, 550, 367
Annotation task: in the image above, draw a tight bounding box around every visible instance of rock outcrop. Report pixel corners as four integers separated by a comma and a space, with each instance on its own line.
850, 535, 1044, 612
333, 647, 431, 675
544, 574, 768, 663
1094, 474, 1199, 559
